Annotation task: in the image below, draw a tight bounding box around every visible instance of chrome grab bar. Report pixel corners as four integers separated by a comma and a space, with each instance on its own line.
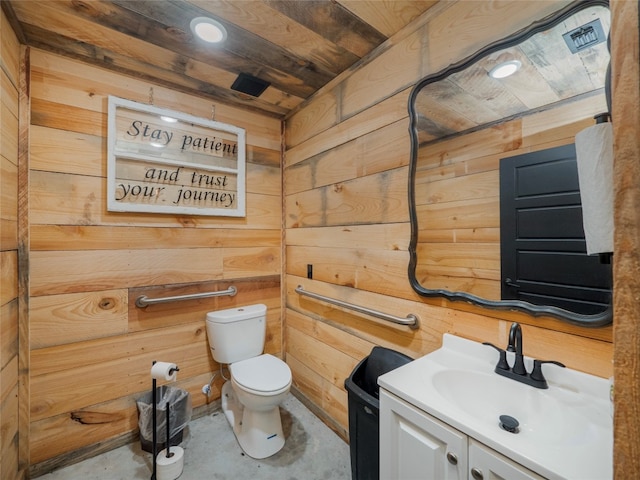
295, 285, 420, 329
135, 286, 237, 308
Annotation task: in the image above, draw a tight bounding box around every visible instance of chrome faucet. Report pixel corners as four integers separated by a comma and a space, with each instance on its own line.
483, 322, 565, 389
507, 322, 526, 375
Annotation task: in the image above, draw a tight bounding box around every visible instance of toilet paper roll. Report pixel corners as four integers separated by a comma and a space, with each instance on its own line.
151, 362, 178, 381
575, 122, 614, 255
156, 446, 184, 480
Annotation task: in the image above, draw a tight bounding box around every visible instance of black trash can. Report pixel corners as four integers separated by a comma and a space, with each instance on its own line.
344, 346, 413, 480
136, 385, 192, 453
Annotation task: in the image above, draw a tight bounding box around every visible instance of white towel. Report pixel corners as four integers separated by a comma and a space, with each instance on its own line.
575, 122, 614, 255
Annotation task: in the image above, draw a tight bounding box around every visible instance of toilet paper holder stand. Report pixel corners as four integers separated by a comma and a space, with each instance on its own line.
151, 360, 180, 480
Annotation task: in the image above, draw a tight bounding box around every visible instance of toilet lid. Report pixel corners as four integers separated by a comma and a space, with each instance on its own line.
230, 354, 292, 393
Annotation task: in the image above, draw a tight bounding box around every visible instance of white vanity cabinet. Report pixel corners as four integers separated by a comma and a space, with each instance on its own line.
380, 389, 466, 480
377, 334, 612, 479
380, 389, 544, 480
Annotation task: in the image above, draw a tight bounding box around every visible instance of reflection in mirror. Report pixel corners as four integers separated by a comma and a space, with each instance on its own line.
408, 0, 612, 326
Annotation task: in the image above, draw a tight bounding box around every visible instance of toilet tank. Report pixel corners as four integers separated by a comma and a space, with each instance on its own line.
205, 304, 267, 364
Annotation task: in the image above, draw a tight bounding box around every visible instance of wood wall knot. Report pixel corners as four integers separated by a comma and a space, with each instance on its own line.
177, 216, 196, 227
70, 0, 96, 15
98, 298, 115, 310
71, 411, 119, 425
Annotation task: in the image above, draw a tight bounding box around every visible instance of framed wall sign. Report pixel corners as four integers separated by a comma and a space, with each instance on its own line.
107, 96, 246, 217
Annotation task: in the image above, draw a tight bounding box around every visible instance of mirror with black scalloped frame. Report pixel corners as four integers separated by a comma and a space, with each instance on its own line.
408, 0, 612, 327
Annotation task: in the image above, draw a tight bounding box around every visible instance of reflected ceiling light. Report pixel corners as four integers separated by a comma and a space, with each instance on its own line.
489, 60, 522, 79
190, 17, 227, 43
160, 115, 178, 123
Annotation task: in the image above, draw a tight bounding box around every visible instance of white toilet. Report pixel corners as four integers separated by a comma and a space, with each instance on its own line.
205, 304, 292, 459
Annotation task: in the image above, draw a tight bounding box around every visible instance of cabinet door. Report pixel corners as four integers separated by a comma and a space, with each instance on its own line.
468, 439, 545, 480
381, 390, 467, 480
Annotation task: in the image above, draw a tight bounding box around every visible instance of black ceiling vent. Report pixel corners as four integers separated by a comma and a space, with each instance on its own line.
562, 18, 606, 53
230, 73, 270, 97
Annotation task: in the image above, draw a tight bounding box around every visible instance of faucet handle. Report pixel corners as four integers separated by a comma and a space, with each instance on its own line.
482, 342, 510, 371
530, 359, 566, 383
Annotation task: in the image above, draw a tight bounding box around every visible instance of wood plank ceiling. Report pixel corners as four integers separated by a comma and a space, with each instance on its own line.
3, 0, 438, 118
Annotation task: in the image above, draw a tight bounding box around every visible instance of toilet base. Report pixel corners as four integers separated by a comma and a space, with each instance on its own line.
221, 381, 285, 459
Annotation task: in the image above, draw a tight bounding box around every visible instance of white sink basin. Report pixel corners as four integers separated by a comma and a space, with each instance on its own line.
431, 369, 597, 447
378, 334, 612, 480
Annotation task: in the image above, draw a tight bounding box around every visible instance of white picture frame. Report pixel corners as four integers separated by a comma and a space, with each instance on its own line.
107, 96, 246, 217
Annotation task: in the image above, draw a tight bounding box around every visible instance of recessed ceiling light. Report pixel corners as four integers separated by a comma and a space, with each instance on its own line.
190, 17, 227, 44
489, 60, 522, 79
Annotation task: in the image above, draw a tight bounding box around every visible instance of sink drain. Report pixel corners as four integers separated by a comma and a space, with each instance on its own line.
499, 414, 519, 433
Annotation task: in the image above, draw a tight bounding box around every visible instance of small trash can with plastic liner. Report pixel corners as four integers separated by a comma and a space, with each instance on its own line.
136, 385, 192, 453
345, 346, 413, 480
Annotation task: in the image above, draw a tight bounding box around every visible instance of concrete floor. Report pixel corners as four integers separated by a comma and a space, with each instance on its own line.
38, 394, 351, 480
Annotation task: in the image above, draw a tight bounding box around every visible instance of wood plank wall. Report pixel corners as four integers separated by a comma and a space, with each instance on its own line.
284, 0, 613, 440
611, 0, 640, 476
1, 7, 22, 480
26, 50, 283, 475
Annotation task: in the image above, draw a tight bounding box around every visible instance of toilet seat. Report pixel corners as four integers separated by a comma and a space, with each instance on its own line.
230, 354, 292, 394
